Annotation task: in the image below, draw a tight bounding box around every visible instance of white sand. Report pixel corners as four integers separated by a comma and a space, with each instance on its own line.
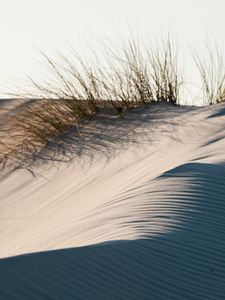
0, 102, 225, 299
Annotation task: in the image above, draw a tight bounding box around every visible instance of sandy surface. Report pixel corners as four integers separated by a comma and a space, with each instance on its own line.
0, 102, 225, 299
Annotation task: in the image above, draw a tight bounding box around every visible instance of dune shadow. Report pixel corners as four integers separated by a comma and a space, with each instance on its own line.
0, 162, 225, 299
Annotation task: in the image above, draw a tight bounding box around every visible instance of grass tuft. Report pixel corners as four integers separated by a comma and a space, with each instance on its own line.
0, 36, 182, 171
192, 42, 225, 105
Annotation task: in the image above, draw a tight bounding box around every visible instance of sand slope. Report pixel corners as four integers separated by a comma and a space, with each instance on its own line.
0, 102, 225, 299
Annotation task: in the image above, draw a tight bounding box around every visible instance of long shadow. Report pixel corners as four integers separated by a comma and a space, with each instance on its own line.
32, 103, 197, 168
0, 162, 225, 299
0, 101, 206, 177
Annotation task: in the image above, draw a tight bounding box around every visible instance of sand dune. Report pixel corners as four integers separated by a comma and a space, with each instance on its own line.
0, 102, 225, 299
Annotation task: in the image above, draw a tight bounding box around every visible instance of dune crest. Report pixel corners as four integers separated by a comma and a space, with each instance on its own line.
0, 102, 225, 299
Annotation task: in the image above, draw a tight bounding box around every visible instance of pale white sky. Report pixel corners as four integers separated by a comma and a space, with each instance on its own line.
0, 0, 225, 101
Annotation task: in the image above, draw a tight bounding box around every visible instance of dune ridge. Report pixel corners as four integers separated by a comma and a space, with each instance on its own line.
0, 102, 225, 299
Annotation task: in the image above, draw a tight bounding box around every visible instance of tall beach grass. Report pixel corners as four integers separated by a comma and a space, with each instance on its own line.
0, 36, 225, 171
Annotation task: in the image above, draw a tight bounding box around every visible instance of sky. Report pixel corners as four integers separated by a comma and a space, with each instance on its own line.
0, 0, 225, 102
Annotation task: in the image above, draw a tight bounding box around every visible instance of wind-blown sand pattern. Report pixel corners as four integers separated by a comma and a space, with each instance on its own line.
0, 102, 225, 299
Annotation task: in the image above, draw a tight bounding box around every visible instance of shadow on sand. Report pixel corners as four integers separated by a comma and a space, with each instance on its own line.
0, 162, 225, 299
22, 102, 197, 172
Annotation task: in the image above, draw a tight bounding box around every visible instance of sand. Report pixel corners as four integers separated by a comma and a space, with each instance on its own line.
0, 102, 225, 299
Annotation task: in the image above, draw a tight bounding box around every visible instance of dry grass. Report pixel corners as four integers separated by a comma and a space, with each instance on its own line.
0, 37, 181, 171
2, 37, 225, 172
0, 99, 98, 171
192, 42, 225, 105
147, 38, 180, 104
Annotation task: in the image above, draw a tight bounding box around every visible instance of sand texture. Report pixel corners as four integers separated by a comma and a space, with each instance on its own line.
0, 102, 225, 299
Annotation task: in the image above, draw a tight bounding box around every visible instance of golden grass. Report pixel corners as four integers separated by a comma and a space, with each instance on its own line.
2, 37, 225, 171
